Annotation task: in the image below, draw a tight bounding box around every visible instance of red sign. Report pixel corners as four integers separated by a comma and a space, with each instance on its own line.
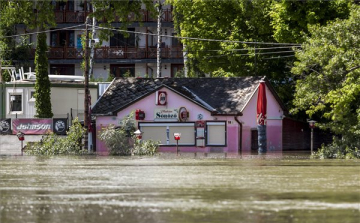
135, 109, 145, 120
157, 91, 167, 105
196, 121, 205, 128
12, 119, 53, 135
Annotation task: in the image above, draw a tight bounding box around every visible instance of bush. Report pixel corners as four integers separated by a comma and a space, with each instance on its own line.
312, 136, 360, 159
98, 112, 160, 156
133, 138, 159, 156
25, 118, 86, 156
98, 124, 133, 155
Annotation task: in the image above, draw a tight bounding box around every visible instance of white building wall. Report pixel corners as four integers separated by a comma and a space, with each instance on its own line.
5, 84, 98, 119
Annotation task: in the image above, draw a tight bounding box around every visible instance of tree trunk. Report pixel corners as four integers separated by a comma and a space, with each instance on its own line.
156, 1, 162, 78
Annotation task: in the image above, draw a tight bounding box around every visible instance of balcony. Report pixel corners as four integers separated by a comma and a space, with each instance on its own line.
55, 9, 173, 23
31, 46, 183, 60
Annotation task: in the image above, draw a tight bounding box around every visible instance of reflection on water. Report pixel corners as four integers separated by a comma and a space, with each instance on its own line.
0, 155, 359, 223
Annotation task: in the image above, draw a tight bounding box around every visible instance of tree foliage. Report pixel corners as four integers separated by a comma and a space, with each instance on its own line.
169, 0, 298, 107
98, 112, 159, 156
170, 0, 275, 75
292, 5, 360, 151
25, 118, 86, 156
169, 0, 357, 109
34, 32, 53, 118
269, 0, 352, 43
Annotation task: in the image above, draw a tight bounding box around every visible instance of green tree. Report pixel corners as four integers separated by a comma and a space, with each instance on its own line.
292, 5, 360, 153
169, 0, 357, 109
170, 0, 275, 76
0, 1, 56, 113
34, 32, 53, 118
31, 1, 56, 118
169, 0, 297, 106
0, 1, 31, 81
269, 0, 352, 44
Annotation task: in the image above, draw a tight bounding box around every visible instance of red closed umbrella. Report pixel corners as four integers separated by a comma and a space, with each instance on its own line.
257, 81, 267, 154
257, 81, 267, 125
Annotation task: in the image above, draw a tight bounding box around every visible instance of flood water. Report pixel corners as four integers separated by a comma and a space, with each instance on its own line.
0, 154, 359, 223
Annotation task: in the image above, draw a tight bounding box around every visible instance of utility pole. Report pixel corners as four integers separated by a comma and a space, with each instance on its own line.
84, 16, 90, 151
156, 0, 162, 78
89, 7, 96, 78
88, 6, 96, 153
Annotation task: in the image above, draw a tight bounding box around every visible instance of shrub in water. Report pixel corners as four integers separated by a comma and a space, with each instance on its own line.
132, 138, 159, 156
98, 112, 159, 156
25, 118, 85, 155
312, 136, 360, 159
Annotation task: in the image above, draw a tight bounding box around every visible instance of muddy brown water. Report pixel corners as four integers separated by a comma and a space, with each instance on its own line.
0, 154, 359, 223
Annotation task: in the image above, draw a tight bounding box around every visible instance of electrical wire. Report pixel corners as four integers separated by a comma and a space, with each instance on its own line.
0, 24, 86, 39
0, 22, 301, 57
92, 25, 302, 46
263, 55, 296, 60
206, 51, 295, 58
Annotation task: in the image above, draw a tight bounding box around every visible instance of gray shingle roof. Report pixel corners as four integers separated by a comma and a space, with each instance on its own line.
92, 76, 282, 116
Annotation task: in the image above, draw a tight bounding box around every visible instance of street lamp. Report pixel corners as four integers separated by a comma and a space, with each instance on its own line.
308, 120, 316, 154
134, 129, 143, 140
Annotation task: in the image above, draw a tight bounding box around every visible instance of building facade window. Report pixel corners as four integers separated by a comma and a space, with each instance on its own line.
29, 90, 36, 102
206, 121, 226, 146
110, 28, 135, 47
139, 123, 196, 146
51, 30, 75, 47
9, 94, 22, 112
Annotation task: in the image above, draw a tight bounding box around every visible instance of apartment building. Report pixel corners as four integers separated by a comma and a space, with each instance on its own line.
16, 0, 184, 80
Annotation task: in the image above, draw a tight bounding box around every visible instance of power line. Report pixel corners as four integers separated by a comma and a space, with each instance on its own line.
206, 50, 295, 58
263, 55, 296, 60
0, 22, 301, 48
0, 22, 301, 57
92, 25, 302, 46
0, 24, 85, 39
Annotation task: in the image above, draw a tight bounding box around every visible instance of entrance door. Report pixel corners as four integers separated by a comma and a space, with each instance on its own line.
251, 129, 258, 155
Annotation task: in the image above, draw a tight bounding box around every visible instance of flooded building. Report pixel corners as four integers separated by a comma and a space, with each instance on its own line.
91, 77, 287, 155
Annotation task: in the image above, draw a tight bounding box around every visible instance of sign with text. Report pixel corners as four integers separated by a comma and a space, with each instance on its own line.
12, 119, 53, 135
154, 109, 178, 121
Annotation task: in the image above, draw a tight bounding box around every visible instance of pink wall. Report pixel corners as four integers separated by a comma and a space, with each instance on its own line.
96, 84, 284, 155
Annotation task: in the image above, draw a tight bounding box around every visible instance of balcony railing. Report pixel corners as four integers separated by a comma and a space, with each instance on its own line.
55, 9, 173, 23
31, 46, 183, 60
